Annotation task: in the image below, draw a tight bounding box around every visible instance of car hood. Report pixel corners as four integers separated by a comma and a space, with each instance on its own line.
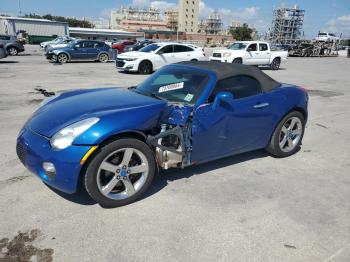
27, 88, 167, 137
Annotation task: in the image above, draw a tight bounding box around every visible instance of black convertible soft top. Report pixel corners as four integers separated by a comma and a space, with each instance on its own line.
175, 61, 281, 92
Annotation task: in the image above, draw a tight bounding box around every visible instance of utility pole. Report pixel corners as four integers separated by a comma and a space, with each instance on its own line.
18, 0, 22, 16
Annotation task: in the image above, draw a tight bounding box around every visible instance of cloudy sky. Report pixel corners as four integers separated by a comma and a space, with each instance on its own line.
1, 0, 350, 38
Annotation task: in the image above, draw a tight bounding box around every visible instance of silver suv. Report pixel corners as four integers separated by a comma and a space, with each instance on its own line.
0, 35, 25, 56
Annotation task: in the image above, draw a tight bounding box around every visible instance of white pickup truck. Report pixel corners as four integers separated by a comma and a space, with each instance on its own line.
209, 41, 288, 70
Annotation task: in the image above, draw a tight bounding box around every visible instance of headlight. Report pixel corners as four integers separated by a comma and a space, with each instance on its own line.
50, 118, 99, 150
223, 52, 231, 57
124, 57, 137, 61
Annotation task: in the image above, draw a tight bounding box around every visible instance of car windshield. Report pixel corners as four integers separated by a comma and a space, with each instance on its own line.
228, 42, 247, 50
139, 44, 161, 52
52, 37, 63, 43
135, 67, 209, 104
318, 33, 327, 36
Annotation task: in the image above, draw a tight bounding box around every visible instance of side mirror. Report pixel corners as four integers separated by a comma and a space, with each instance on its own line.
212, 91, 234, 110
157, 49, 164, 55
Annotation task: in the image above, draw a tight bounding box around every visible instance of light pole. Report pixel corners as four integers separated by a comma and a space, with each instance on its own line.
18, 0, 22, 16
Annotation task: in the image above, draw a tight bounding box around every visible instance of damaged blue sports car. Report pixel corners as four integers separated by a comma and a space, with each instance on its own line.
17, 61, 308, 207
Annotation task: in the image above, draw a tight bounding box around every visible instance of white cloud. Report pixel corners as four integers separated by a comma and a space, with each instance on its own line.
325, 14, 350, 37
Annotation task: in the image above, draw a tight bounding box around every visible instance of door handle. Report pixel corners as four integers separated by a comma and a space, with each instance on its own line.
253, 102, 269, 109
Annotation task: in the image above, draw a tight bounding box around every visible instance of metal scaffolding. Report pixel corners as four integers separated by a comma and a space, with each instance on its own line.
198, 12, 223, 35
269, 4, 305, 44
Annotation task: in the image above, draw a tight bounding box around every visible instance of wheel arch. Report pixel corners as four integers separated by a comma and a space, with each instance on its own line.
77, 130, 149, 189
57, 51, 71, 60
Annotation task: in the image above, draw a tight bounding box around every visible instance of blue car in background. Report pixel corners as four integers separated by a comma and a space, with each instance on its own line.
46, 39, 112, 63
16, 62, 308, 207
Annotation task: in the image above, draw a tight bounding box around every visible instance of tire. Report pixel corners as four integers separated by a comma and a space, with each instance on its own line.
84, 138, 156, 208
138, 60, 153, 74
232, 58, 242, 64
266, 111, 305, 157
98, 53, 109, 63
57, 53, 68, 63
7, 46, 18, 56
270, 58, 281, 70
191, 59, 198, 61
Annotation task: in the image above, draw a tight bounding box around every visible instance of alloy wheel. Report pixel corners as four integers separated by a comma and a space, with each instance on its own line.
99, 54, 109, 63
279, 117, 302, 153
57, 54, 68, 63
96, 148, 149, 200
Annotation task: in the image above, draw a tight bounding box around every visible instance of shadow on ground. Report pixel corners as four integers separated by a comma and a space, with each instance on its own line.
46, 149, 268, 207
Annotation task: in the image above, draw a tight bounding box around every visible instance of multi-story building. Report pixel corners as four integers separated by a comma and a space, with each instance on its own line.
164, 9, 179, 31
110, 6, 167, 32
178, 0, 199, 33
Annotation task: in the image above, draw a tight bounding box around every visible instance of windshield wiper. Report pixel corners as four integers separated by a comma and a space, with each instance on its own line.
148, 93, 166, 101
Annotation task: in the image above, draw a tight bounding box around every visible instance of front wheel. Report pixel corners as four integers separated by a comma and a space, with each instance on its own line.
84, 138, 156, 208
266, 111, 305, 157
57, 53, 68, 63
138, 60, 153, 74
7, 47, 18, 56
232, 58, 242, 64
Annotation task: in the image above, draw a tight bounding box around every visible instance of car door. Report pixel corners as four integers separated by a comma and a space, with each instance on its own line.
244, 43, 258, 65
257, 43, 271, 64
173, 44, 194, 62
154, 45, 176, 68
191, 75, 276, 163
83, 41, 100, 59
70, 41, 89, 60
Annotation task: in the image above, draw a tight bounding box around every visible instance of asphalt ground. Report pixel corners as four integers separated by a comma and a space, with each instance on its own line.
0, 45, 349, 262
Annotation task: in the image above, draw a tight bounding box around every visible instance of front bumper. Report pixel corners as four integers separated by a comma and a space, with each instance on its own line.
16, 127, 92, 193
115, 58, 138, 71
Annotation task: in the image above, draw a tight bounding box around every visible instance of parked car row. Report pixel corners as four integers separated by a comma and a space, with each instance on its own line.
39, 37, 289, 73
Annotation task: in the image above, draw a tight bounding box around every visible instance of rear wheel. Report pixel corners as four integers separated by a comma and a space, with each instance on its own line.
232, 58, 242, 64
98, 53, 109, 63
84, 138, 156, 207
57, 53, 68, 63
7, 46, 18, 56
138, 60, 153, 74
270, 58, 281, 70
266, 111, 305, 157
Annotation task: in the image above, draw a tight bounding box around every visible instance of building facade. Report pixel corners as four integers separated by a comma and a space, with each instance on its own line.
110, 7, 167, 32
178, 0, 199, 33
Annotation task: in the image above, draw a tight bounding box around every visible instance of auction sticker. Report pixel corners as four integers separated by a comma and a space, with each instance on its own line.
159, 82, 184, 93
184, 93, 194, 102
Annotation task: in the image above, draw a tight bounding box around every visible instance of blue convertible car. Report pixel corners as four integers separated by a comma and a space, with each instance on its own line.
17, 62, 308, 207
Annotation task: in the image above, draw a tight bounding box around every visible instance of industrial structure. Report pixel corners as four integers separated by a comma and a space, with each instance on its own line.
268, 4, 305, 44
198, 12, 223, 35
110, 6, 167, 32
178, 0, 200, 33
0, 16, 68, 44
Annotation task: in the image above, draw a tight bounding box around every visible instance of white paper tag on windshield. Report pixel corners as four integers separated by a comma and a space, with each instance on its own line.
184, 93, 194, 102
159, 82, 184, 93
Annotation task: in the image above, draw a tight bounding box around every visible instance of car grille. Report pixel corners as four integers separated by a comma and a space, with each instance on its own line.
16, 141, 26, 165
116, 59, 125, 67
213, 53, 222, 57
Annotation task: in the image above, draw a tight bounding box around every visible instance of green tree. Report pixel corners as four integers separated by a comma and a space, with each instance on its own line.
24, 13, 94, 28
230, 23, 254, 41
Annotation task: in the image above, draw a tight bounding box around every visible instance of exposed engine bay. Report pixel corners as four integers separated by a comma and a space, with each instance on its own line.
147, 104, 193, 169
